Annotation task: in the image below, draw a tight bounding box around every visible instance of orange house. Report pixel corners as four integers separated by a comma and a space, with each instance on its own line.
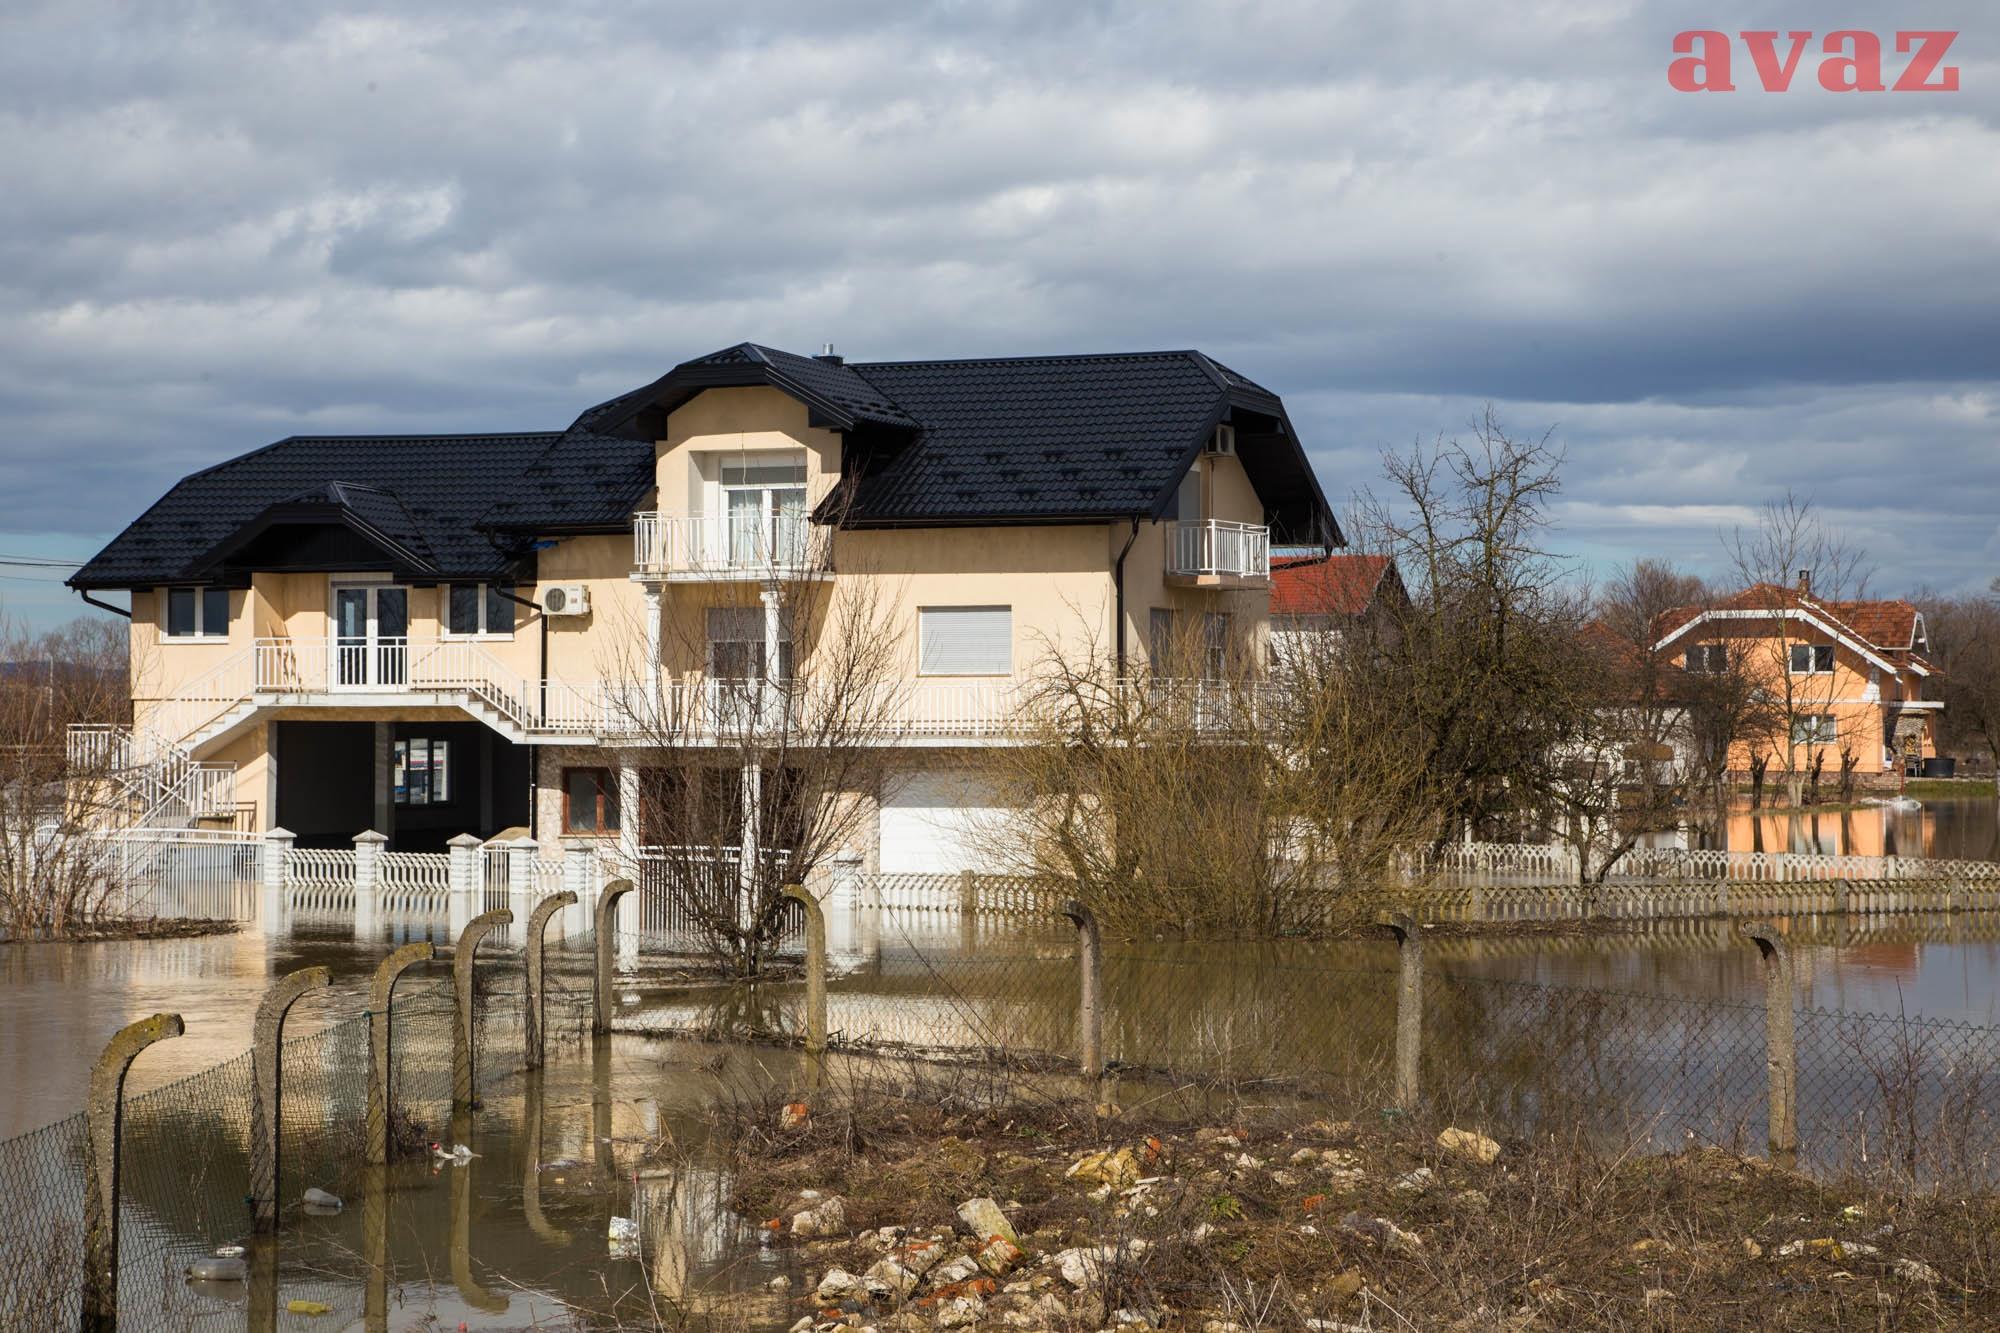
1655, 579, 1940, 787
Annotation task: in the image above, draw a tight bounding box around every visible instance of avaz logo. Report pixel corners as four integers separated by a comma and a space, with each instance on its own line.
1670, 31, 1959, 92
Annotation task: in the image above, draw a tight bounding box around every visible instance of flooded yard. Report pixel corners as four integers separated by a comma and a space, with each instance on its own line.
3, 806, 1998, 1326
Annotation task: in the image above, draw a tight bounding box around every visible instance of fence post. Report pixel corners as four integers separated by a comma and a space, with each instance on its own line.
353, 828, 387, 893
565, 842, 596, 937
453, 908, 514, 1112
1382, 914, 1423, 1111
261, 827, 294, 930
447, 832, 484, 934
506, 836, 540, 921
1062, 900, 1103, 1080
593, 878, 635, 1036
1741, 921, 1797, 1163
525, 890, 578, 1070
83, 1012, 184, 1331
367, 941, 434, 1165
781, 883, 827, 1057
249, 965, 331, 1232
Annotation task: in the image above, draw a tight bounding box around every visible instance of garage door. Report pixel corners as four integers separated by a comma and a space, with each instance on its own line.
880, 768, 1016, 874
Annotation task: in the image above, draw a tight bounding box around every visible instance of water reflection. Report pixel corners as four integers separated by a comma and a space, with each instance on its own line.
1676, 796, 2000, 860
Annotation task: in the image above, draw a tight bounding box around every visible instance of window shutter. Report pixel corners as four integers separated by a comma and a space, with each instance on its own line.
921, 607, 1012, 675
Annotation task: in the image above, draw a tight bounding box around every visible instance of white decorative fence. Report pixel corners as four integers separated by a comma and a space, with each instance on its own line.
1414, 841, 2000, 887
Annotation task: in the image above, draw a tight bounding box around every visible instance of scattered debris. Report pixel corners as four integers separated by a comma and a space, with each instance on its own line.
1436, 1127, 1501, 1165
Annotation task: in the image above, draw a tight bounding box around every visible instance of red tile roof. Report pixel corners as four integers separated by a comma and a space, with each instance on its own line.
1270, 553, 1395, 617
1657, 583, 1927, 658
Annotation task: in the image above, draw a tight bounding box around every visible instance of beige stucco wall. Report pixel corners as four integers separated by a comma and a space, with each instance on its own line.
121, 386, 1286, 765
657, 386, 843, 516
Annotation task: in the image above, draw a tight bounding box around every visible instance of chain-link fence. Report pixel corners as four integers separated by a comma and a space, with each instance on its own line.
0, 923, 605, 1330
606, 901, 2000, 1190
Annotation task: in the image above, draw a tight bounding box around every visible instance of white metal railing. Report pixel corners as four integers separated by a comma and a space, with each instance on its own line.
632, 512, 832, 579
1417, 841, 2000, 886
98, 826, 263, 917
1166, 519, 1270, 579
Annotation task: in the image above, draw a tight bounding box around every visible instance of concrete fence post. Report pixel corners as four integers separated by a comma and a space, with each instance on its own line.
448, 830, 484, 898
1062, 900, 1103, 1080
453, 909, 514, 1112
249, 966, 331, 1232
367, 942, 434, 1165
83, 1012, 184, 1331
1382, 914, 1423, 1111
353, 828, 387, 894
507, 836, 541, 921
781, 883, 827, 1057
564, 842, 596, 937
593, 878, 635, 1036
525, 890, 578, 1070
261, 827, 294, 929
1741, 921, 1798, 1162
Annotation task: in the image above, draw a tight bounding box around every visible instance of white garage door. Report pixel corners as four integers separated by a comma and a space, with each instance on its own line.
880, 768, 1015, 875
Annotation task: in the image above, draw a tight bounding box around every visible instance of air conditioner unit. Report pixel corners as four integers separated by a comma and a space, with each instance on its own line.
1206, 423, 1237, 456
539, 584, 591, 617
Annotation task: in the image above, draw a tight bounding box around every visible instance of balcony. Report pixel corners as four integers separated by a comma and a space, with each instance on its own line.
1164, 519, 1270, 585
632, 512, 833, 582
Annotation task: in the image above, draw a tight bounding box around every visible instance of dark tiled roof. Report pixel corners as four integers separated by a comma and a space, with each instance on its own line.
839, 352, 1232, 521
479, 430, 657, 533
74, 343, 1338, 589
287, 482, 438, 570
71, 434, 562, 588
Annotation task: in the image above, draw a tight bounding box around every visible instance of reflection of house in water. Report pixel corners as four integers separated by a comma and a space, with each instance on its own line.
1688, 804, 1941, 857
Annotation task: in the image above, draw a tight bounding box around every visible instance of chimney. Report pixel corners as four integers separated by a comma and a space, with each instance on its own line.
1797, 569, 1811, 595
815, 342, 843, 366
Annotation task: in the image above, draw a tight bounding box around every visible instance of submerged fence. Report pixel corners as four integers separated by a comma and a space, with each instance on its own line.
0, 889, 611, 1330
619, 894, 2000, 1190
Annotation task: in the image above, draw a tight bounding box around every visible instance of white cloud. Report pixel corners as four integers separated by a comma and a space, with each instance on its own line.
0, 0, 1995, 621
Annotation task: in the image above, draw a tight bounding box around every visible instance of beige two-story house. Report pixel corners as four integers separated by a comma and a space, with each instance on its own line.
70, 342, 1338, 872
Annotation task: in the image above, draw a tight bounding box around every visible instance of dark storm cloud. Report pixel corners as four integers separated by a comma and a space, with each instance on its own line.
1, 0, 1995, 627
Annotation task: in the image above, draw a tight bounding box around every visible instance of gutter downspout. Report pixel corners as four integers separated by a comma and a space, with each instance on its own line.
78, 591, 132, 620
1113, 519, 1141, 678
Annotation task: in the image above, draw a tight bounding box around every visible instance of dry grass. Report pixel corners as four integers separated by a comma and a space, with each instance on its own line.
705, 1072, 2000, 1331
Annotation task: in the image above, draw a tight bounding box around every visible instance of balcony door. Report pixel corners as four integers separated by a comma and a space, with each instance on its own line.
722, 458, 807, 567
332, 584, 408, 689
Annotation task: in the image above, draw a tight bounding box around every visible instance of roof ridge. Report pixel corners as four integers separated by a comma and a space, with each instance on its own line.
854, 348, 1211, 370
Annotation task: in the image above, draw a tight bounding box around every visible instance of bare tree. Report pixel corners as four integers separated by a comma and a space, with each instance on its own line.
0, 615, 132, 936
1924, 582, 2000, 785
1723, 492, 1874, 808
1363, 410, 1584, 851
603, 569, 907, 975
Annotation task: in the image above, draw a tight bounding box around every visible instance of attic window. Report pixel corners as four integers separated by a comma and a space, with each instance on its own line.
1788, 644, 1835, 675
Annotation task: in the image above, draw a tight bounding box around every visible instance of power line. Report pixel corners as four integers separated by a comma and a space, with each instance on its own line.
0, 555, 83, 569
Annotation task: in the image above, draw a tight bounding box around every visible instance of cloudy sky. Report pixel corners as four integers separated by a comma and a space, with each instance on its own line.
2, 0, 1994, 626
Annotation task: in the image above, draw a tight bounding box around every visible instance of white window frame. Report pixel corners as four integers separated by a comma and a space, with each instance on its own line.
1684, 644, 1728, 674
1789, 713, 1838, 746
919, 606, 1013, 677
162, 586, 231, 641
1788, 642, 1835, 675
440, 582, 518, 640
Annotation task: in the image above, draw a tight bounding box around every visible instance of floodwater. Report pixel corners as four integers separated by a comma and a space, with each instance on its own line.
3, 802, 1998, 1137
2, 802, 1997, 1326
1708, 794, 2000, 861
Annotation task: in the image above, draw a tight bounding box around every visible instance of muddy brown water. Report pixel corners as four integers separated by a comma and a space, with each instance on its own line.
3, 799, 1997, 1138
0, 799, 1994, 1325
